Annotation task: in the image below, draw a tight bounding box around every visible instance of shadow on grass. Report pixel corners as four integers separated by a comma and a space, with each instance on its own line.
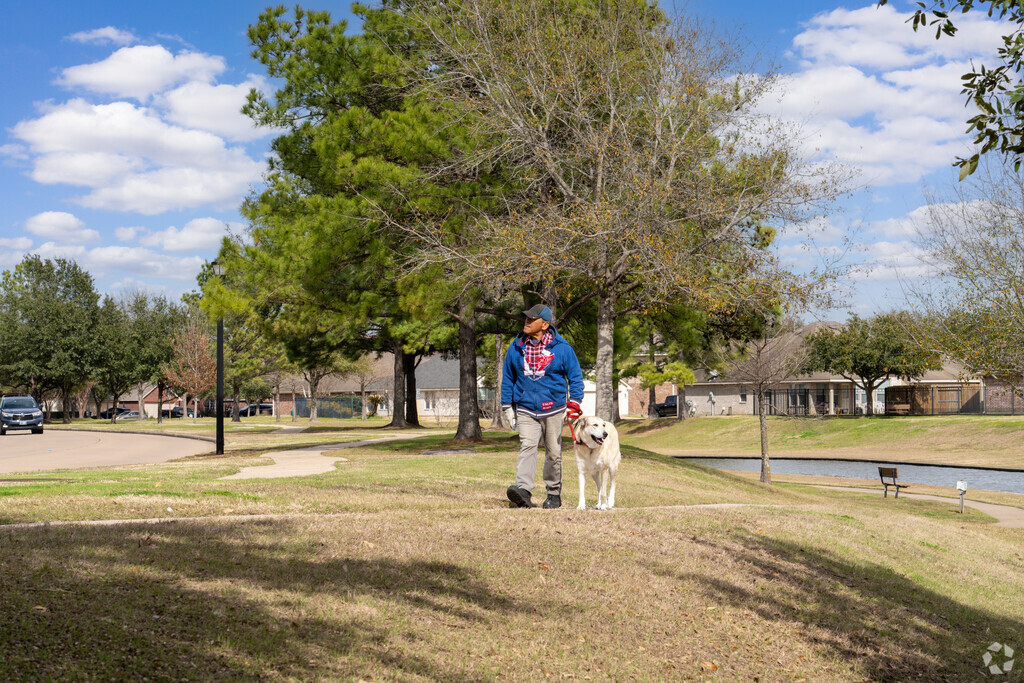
0, 519, 522, 680
665, 534, 1022, 681
616, 417, 679, 436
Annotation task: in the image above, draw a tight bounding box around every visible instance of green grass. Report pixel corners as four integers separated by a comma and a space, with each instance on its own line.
622, 413, 1024, 469
3, 429, 1023, 679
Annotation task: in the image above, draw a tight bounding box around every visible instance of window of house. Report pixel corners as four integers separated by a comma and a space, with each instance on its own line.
424, 392, 433, 410
739, 386, 747, 403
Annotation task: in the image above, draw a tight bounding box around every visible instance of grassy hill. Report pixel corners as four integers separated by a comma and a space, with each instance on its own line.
1, 432, 1022, 680
620, 414, 1024, 469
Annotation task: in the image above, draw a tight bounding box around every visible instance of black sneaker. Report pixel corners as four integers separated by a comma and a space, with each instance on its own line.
542, 494, 561, 509
506, 485, 535, 508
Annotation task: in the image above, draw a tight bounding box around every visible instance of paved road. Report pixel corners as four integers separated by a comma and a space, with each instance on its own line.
0, 430, 213, 475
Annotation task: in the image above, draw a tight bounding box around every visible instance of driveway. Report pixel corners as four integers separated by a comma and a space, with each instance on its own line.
0, 430, 213, 475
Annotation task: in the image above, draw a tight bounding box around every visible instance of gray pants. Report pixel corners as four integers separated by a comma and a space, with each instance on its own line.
514, 411, 565, 495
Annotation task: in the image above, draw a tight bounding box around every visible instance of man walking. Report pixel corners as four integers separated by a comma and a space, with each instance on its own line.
501, 304, 585, 509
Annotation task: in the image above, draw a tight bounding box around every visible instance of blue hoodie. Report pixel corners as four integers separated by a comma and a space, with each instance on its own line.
501, 326, 585, 419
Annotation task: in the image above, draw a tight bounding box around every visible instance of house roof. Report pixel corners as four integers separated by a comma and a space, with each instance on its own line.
415, 355, 462, 390
269, 353, 480, 394
691, 322, 979, 386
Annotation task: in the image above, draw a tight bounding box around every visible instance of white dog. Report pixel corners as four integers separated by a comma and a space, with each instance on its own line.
571, 416, 622, 510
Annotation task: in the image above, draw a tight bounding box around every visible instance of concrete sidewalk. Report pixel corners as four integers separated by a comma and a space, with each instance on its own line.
220, 437, 406, 480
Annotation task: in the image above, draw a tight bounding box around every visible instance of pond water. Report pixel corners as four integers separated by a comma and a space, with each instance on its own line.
681, 458, 1024, 495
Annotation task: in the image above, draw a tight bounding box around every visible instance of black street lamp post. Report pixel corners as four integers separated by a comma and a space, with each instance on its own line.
212, 259, 225, 455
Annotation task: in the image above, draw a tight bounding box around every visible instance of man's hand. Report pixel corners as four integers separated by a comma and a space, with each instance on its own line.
566, 400, 582, 419
503, 407, 517, 431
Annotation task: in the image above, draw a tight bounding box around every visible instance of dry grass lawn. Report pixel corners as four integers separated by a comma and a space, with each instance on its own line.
3, 501, 1021, 681
2, 431, 1023, 680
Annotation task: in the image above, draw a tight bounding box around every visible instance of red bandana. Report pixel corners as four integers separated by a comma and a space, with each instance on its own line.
523, 329, 554, 378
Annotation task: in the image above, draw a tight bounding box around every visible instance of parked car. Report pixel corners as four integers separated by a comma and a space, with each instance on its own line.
115, 411, 141, 421
236, 403, 273, 416
0, 395, 44, 435
654, 395, 678, 417
98, 406, 132, 419
160, 406, 185, 418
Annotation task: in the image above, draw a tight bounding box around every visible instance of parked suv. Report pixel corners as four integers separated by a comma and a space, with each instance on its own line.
0, 395, 44, 435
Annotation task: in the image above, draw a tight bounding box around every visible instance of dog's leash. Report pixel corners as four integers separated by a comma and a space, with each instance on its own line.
566, 413, 584, 445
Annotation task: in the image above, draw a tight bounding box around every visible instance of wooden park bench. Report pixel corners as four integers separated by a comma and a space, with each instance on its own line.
888, 403, 911, 415
878, 467, 909, 498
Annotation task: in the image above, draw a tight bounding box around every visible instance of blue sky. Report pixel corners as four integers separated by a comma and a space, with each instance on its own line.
0, 1, 1010, 318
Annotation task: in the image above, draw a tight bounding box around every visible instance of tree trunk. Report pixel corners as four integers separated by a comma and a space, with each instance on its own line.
864, 380, 877, 416
274, 387, 281, 423
232, 391, 241, 423
157, 383, 164, 424
109, 392, 121, 425
192, 396, 199, 424
404, 352, 421, 427
61, 387, 72, 424
492, 333, 508, 429
758, 389, 771, 484
93, 389, 103, 419
388, 341, 408, 428
455, 294, 482, 441
138, 385, 145, 421
308, 379, 319, 422
361, 384, 368, 421
677, 387, 685, 421
647, 335, 658, 419
595, 287, 616, 421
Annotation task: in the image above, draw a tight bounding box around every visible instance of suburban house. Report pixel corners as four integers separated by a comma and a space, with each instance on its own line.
675, 323, 985, 417
273, 353, 633, 421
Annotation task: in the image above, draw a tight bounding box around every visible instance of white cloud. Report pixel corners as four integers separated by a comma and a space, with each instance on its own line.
67, 27, 138, 46
0, 237, 33, 250
56, 45, 225, 101
114, 226, 141, 242
138, 217, 238, 251
755, 4, 1010, 189
11, 99, 263, 214
109, 277, 170, 296
78, 164, 259, 214
31, 242, 204, 281
776, 215, 848, 243
31, 152, 143, 187
157, 77, 277, 142
0, 144, 29, 160
792, 5, 1010, 70
854, 239, 933, 281
23, 212, 100, 244
0, 248, 27, 269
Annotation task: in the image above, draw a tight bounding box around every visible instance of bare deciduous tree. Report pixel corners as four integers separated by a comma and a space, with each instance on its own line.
724, 319, 811, 484
162, 316, 216, 425
908, 160, 1024, 381
399, 0, 843, 420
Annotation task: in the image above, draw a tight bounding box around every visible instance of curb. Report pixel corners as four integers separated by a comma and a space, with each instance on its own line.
44, 426, 215, 444
672, 455, 1024, 473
